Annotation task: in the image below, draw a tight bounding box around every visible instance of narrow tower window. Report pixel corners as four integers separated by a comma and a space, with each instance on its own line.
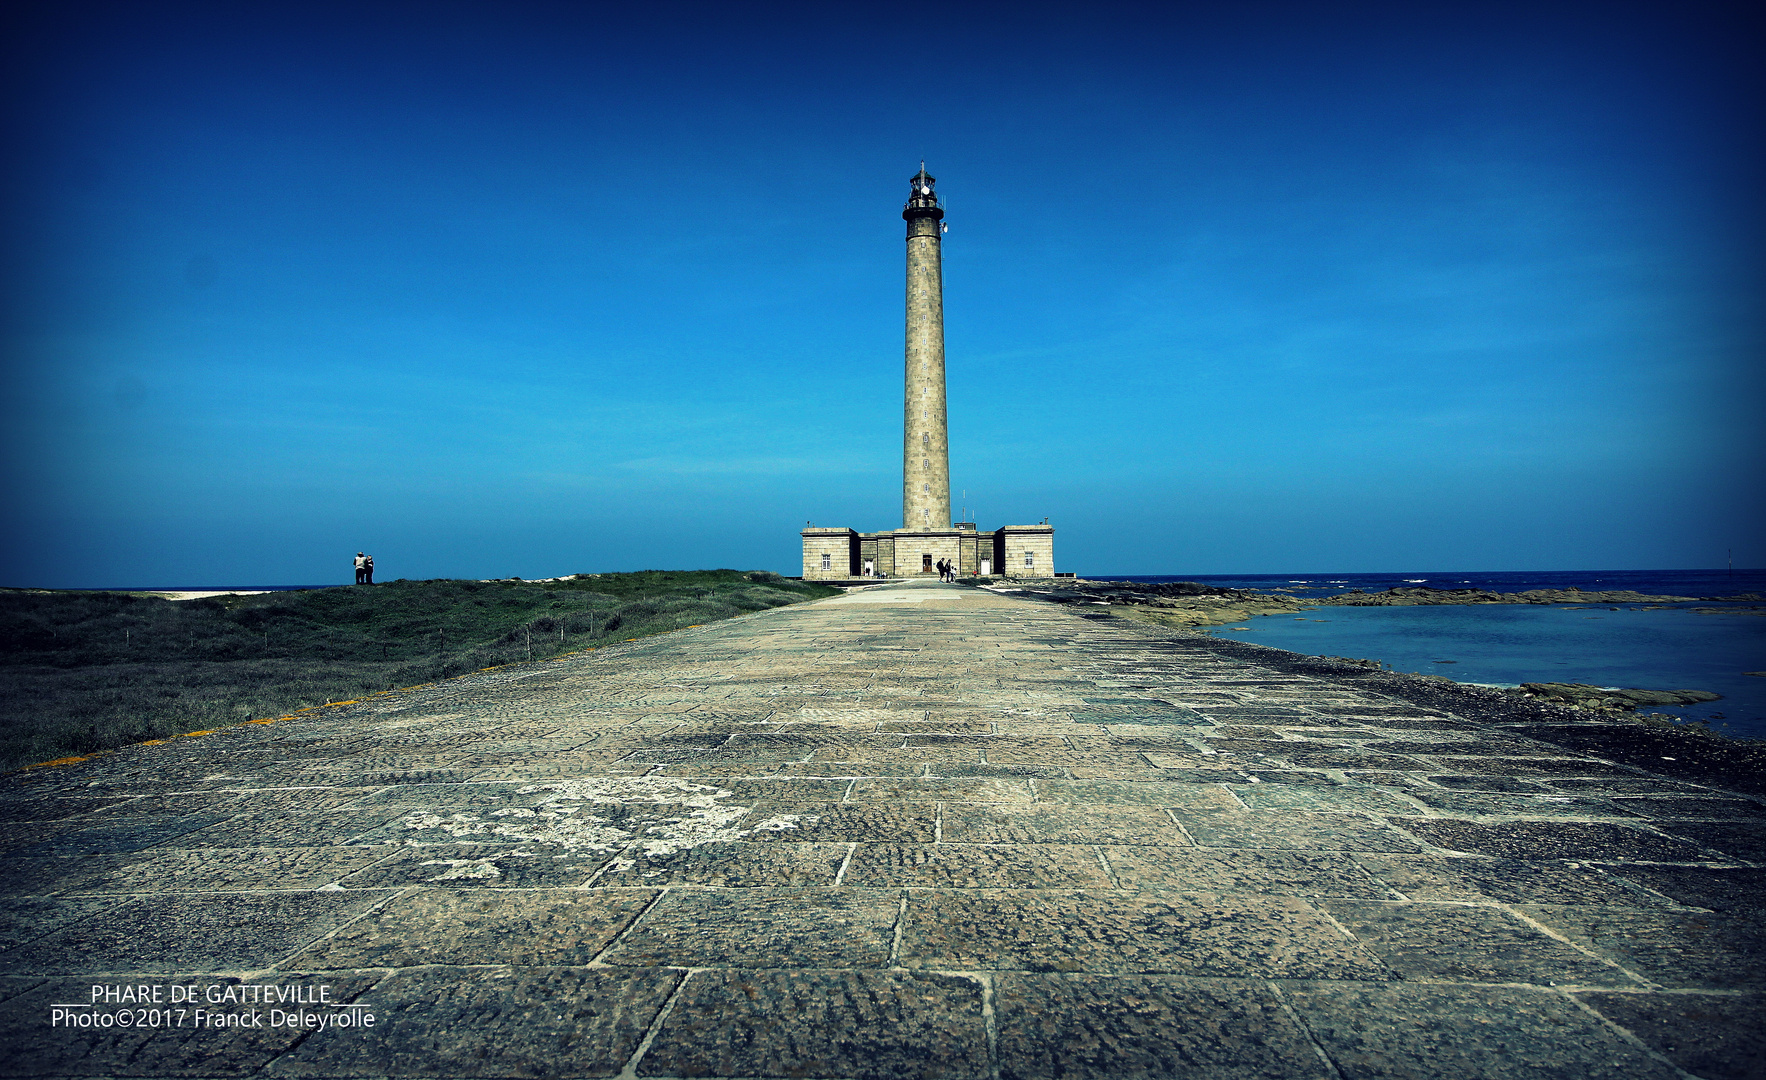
821, 553, 831, 571
1025, 551, 1035, 568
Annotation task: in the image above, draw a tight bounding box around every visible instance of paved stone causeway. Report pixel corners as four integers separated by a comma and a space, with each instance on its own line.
1, 580, 1761, 1079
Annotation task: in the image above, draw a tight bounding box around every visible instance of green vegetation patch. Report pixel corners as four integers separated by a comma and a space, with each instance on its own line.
0, 570, 837, 771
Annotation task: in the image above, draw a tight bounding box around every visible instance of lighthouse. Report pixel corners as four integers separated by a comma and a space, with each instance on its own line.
799, 167, 1055, 581
902, 165, 950, 531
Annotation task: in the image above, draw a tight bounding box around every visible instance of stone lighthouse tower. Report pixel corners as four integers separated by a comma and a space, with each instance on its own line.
902, 165, 949, 531
798, 166, 1055, 581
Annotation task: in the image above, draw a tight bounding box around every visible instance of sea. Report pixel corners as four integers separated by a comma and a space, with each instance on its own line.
1105, 570, 1766, 741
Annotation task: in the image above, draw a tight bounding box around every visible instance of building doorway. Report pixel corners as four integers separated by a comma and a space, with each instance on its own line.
979, 558, 991, 576
921, 553, 933, 573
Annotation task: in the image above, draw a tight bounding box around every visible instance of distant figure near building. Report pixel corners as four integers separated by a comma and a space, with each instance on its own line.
801, 166, 1054, 580
354, 552, 368, 585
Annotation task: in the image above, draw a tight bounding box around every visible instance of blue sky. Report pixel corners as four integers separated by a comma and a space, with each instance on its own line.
3, 1, 1760, 585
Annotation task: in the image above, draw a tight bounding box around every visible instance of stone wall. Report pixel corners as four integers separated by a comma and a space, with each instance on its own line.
919, 532, 959, 575
871, 533, 894, 578
801, 528, 858, 579
884, 529, 960, 576
999, 525, 1055, 578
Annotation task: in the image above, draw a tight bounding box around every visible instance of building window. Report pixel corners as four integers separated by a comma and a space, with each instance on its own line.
922, 432, 928, 445
821, 553, 831, 571
1025, 551, 1035, 568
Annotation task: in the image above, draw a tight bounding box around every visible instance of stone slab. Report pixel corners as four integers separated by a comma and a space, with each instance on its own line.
292, 888, 657, 968
0, 892, 393, 975
1606, 865, 1766, 912
1351, 853, 1668, 906
0, 895, 128, 950
591, 840, 849, 887
1172, 810, 1423, 853
1318, 899, 1634, 985
898, 888, 1388, 978
1103, 847, 1394, 898
601, 888, 901, 968
1577, 991, 1766, 1080
843, 843, 1112, 889
273, 967, 679, 1078
641, 969, 989, 1080
1654, 821, 1766, 862
941, 803, 1189, 845
994, 974, 1330, 1080
1517, 905, 1766, 989
61, 847, 391, 893
1284, 983, 1681, 1080
1392, 817, 1712, 861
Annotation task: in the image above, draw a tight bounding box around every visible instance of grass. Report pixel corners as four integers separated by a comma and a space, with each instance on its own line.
0, 570, 839, 772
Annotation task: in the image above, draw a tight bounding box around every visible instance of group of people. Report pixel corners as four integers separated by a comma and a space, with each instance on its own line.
934, 558, 958, 582
353, 552, 375, 585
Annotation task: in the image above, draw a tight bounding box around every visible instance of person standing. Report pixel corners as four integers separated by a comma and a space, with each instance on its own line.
354, 552, 367, 585
364, 553, 375, 585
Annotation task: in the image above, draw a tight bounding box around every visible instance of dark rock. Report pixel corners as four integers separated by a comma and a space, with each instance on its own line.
1519, 683, 1720, 712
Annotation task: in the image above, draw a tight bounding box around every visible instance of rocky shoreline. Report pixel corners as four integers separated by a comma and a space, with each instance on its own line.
985, 577, 1761, 748
989, 577, 1764, 630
